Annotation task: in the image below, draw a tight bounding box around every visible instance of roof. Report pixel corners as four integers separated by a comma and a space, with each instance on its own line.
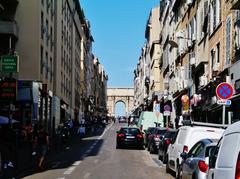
224, 121, 240, 136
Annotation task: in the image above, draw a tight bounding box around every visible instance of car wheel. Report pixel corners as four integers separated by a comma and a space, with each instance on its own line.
116, 143, 120, 149
176, 163, 182, 179
166, 156, 170, 173
158, 152, 162, 160
162, 154, 167, 164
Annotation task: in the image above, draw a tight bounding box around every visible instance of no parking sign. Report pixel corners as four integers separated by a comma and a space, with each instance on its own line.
216, 82, 234, 100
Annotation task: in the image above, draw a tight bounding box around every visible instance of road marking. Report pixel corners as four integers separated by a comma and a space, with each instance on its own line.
57, 177, 65, 179
64, 166, 76, 175
98, 122, 113, 139
94, 159, 99, 164
84, 172, 91, 179
73, 161, 81, 166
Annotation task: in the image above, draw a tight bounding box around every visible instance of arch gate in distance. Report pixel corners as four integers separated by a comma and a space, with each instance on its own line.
107, 87, 134, 116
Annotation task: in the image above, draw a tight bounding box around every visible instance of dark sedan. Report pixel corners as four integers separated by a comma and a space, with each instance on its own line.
158, 129, 177, 163
148, 127, 168, 154
116, 127, 144, 149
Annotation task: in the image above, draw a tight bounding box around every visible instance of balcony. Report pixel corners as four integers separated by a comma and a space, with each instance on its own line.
231, 0, 240, 9
0, 20, 18, 38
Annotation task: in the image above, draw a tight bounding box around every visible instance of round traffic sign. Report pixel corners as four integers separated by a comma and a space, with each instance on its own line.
216, 82, 234, 100
164, 105, 171, 112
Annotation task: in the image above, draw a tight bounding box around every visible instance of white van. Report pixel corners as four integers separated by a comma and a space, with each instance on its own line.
166, 124, 225, 178
207, 121, 240, 179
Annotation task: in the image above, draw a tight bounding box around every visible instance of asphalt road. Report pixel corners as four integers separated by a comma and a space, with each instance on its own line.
21, 122, 174, 179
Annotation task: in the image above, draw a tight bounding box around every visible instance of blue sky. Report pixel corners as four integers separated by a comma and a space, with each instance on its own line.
80, 0, 159, 88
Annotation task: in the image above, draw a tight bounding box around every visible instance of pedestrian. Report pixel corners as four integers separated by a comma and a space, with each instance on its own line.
35, 125, 49, 170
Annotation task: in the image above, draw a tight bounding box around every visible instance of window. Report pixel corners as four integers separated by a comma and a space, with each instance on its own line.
216, 42, 220, 63
210, 49, 215, 69
226, 17, 231, 65
45, 52, 48, 79
50, 27, 53, 51
210, 0, 221, 33
50, 57, 53, 82
41, 12, 44, 40
46, 20, 49, 46
41, 46, 43, 74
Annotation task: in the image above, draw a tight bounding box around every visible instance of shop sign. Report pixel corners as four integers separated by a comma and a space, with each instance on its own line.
0, 78, 17, 100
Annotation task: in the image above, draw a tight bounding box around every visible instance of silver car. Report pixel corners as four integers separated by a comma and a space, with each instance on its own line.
179, 138, 218, 179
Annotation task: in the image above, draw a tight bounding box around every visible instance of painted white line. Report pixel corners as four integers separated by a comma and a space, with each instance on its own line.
98, 122, 113, 139
64, 166, 76, 175
83, 172, 91, 179
73, 161, 81, 166
94, 159, 99, 164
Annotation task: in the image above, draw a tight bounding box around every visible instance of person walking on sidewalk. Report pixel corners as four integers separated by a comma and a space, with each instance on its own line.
35, 125, 49, 170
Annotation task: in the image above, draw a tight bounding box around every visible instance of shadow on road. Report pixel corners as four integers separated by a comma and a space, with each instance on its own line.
15, 131, 105, 179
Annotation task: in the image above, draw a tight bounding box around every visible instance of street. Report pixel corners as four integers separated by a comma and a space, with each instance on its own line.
19, 122, 174, 179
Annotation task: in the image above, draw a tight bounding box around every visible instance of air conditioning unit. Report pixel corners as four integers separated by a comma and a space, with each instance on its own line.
184, 80, 189, 88
199, 76, 208, 86
178, 80, 183, 90
213, 62, 220, 71
190, 57, 196, 65
187, 0, 193, 6
188, 40, 192, 47
192, 33, 196, 41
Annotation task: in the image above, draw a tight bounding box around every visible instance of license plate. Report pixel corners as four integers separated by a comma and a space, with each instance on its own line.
126, 136, 135, 139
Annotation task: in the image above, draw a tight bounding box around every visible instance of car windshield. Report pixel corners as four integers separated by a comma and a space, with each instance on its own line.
164, 131, 176, 138
120, 128, 141, 135
156, 129, 167, 135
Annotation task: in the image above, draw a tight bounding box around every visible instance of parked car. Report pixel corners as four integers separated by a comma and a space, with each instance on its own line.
166, 124, 224, 178
179, 138, 218, 179
207, 121, 240, 179
148, 127, 168, 154
137, 111, 164, 132
118, 116, 127, 123
145, 127, 158, 147
116, 127, 144, 149
158, 128, 177, 163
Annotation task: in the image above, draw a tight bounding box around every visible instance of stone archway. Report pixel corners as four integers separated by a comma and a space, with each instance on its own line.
107, 87, 134, 117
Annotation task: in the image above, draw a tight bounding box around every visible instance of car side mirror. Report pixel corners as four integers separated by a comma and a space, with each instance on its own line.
116, 131, 120, 134
180, 152, 188, 160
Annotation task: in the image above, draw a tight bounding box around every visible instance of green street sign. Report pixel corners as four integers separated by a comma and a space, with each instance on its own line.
0, 55, 19, 73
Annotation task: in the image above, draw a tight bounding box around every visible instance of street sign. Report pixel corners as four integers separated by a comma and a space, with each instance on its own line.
216, 82, 234, 100
163, 111, 171, 116
0, 55, 19, 73
164, 104, 171, 112
217, 99, 231, 105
